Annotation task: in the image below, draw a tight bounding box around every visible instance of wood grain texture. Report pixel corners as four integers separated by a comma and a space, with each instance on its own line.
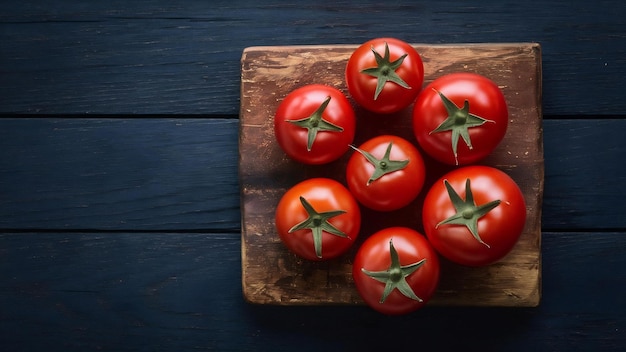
0, 0, 625, 115
0, 1, 624, 350
240, 43, 542, 306
1, 231, 624, 351
0, 119, 240, 231
543, 119, 626, 230
2, 118, 625, 232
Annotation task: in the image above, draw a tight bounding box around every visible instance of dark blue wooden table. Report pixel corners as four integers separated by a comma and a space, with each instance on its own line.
1, 1, 625, 351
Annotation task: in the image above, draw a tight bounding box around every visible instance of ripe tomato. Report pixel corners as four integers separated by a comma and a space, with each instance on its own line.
345, 38, 424, 114
412, 72, 508, 165
275, 178, 361, 261
346, 135, 426, 212
274, 84, 356, 165
422, 165, 526, 266
352, 227, 440, 315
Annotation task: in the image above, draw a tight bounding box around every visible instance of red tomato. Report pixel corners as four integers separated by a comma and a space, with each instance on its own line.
274, 84, 356, 165
422, 165, 526, 266
352, 227, 440, 315
412, 73, 508, 165
345, 38, 424, 114
346, 135, 425, 212
275, 178, 361, 261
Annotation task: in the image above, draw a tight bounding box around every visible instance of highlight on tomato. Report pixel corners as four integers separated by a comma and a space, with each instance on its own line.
346, 135, 426, 212
274, 84, 356, 165
422, 165, 526, 267
345, 37, 424, 114
275, 178, 361, 261
352, 227, 440, 315
412, 72, 508, 165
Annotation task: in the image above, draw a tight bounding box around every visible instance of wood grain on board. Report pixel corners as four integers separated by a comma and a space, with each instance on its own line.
239, 43, 543, 306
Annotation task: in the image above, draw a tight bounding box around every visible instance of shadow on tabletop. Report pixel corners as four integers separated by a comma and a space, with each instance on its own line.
242, 301, 538, 351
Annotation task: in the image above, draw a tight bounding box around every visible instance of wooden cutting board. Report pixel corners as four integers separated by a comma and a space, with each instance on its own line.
239, 43, 543, 307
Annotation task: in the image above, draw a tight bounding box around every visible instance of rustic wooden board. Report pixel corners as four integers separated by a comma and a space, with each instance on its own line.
239, 43, 543, 307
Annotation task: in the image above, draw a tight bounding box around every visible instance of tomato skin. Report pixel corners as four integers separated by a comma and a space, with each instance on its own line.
412, 73, 508, 165
275, 178, 361, 261
346, 135, 426, 212
345, 38, 424, 114
422, 166, 526, 267
274, 84, 356, 165
352, 227, 440, 315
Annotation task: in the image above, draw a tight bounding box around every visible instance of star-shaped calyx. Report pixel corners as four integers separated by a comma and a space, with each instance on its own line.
285, 96, 343, 151
429, 89, 495, 165
361, 239, 426, 303
361, 42, 411, 100
288, 196, 349, 259
436, 179, 501, 248
350, 141, 409, 185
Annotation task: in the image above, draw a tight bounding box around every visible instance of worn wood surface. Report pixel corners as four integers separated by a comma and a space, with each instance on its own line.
1, 118, 623, 231
2, 0, 626, 350
0, 119, 240, 231
1, 231, 624, 351
1, 1, 624, 116
239, 43, 543, 306
1, 118, 625, 351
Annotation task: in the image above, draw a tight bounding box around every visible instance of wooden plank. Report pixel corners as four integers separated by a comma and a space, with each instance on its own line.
240, 43, 542, 306
0, 0, 625, 115
1, 118, 625, 231
0, 232, 244, 351
1, 231, 624, 351
0, 119, 240, 231
542, 119, 626, 231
